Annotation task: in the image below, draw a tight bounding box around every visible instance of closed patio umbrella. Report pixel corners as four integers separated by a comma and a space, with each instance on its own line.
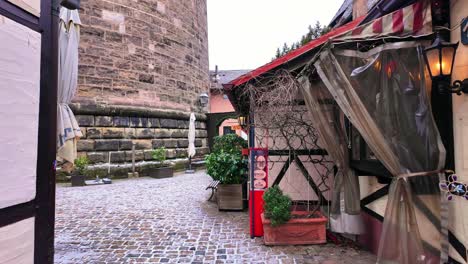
186, 113, 196, 173
57, 7, 82, 166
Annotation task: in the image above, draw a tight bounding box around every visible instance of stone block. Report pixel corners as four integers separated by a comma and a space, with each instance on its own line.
152, 139, 164, 148
195, 121, 206, 129
195, 130, 207, 138
138, 73, 154, 84
109, 151, 126, 163
80, 128, 87, 138
119, 139, 133, 150
130, 117, 149, 127
148, 118, 160, 128
76, 115, 95, 127
163, 139, 178, 148
86, 128, 102, 139
134, 140, 152, 150
177, 120, 189, 129
160, 118, 178, 128
125, 150, 144, 162
95, 116, 113, 126
144, 150, 154, 160
197, 147, 210, 155
87, 152, 108, 163
155, 129, 172, 138
171, 129, 189, 138
195, 139, 202, 147
95, 139, 119, 151
177, 139, 189, 148
113, 116, 130, 127
77, 140, 95, 151
124, 128, 136, 138
102, 127, 125, 139
166, 149, 177, 159
136, 128, 155, 139
176, 149, 188, 158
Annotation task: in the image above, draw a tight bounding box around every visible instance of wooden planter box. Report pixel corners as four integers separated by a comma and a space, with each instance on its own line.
261, 211, 327, 245
149, 167, 174, 179
217, 184, 243, 210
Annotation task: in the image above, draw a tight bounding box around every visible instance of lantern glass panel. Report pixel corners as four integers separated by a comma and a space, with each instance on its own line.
441, 46, 455, 75
425, 48, 441, 77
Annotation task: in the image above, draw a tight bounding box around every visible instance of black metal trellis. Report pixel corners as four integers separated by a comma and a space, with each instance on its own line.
254, 106, 335, 211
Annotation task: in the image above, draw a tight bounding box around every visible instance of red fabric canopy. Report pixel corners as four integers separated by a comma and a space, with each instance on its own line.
227, 17, 364, 88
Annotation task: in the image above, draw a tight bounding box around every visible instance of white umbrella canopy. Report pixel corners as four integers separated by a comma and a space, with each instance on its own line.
188, 113, 196, 158
57, 7, 82, 165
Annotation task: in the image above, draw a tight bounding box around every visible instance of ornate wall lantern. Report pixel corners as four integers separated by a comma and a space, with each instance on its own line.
238, 115, 248, 128
199, 92, 209, 107
423, 33, 468, 95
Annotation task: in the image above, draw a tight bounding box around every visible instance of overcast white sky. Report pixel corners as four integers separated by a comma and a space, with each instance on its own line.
207, 0, 345, 71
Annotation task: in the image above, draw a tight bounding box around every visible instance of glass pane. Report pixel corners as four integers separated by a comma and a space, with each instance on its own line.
0, 15, 41, 209
425, 48, 441, 77
441, 47, 455, 75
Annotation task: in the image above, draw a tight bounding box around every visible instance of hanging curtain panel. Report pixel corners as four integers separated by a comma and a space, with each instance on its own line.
314, 42, 446, 263
299, 76, 364, 235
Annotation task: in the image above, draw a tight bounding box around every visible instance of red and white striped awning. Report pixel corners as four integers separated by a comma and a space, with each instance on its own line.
333, 0, 432, 42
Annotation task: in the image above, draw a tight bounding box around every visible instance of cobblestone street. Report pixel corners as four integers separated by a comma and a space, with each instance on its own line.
55, 172, 376, 264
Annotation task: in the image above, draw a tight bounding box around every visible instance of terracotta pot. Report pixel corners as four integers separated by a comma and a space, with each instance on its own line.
261, 211, 327, 245
149, 167, 174, 179
217, 184, 243, 210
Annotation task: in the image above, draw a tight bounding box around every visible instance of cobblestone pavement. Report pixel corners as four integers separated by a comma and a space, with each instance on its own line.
55, 171, 376, 264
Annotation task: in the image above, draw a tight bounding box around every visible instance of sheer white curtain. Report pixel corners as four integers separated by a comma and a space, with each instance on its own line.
299, 76, 364, 235
315, 42, 446, 263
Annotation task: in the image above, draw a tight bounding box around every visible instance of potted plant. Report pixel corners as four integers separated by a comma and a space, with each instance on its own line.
261, 186, 327, 245
205, 134, 248, 210
149, 147, 174, 178
72, 156, 89, 187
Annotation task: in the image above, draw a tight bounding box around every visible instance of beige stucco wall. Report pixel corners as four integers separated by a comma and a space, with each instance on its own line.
450, 0, 468, 262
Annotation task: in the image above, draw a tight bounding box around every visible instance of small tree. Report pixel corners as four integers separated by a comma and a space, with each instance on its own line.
263, 186, 292, 226
74, 156, 89, 175
152, 147, 167, 167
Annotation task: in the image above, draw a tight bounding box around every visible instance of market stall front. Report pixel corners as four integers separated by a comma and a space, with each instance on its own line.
225, 0, 467, 263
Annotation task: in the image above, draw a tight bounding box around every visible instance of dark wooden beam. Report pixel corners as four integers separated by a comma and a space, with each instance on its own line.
294, 155, 328, 202
271, 156, 292, 186
351, 160, 392, 179
0, 202, 35, 228
34, 0, 58, 263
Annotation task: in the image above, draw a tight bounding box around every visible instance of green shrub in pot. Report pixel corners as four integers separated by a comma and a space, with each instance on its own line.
263, 185, 292, 227
212, 134, 248, 155
205, 151, 246, 184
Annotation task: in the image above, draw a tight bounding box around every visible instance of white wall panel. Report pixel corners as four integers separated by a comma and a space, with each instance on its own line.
0, 15, 41, 209
0, 218, 35, 264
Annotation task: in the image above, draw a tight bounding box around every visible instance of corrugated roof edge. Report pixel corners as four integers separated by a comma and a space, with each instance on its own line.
226, 17, 364, 89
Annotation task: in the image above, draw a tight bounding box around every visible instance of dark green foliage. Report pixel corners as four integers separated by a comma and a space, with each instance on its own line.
212, 134, 248, 155
152, 147, 166, 167
205, 151, 246, 184
206, 134, 247, 184
74, 156, 89, 175
273, 21, 330, 59
263, 186, 292, 227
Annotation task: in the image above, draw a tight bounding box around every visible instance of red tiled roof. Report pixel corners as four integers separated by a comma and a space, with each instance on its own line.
227, 17, 364, 88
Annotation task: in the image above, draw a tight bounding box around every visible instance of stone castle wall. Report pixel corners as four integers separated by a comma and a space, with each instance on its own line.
67, 0, 210, 178
76, 0, 209, 111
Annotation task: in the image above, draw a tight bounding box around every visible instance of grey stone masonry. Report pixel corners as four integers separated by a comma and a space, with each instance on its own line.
75, 114, 208, 165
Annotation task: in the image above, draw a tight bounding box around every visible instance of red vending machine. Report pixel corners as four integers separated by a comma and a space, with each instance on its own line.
249, 148, 268, 238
